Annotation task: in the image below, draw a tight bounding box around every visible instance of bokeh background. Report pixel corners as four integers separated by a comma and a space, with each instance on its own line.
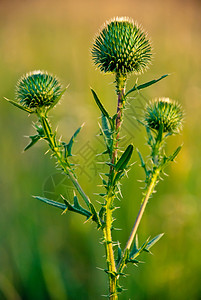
0, 0, 201, 299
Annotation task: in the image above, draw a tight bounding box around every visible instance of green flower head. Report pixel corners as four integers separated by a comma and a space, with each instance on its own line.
144, 98, 183, 134
16, 71, 63, 110
92, 17, 152, 75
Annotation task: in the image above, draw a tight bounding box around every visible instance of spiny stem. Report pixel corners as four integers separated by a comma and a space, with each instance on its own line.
112, 73, 127, 165
103, 194, 117, 299
117, 168, 160, 273
103, 73, 127, 299
36, 110, 92, 209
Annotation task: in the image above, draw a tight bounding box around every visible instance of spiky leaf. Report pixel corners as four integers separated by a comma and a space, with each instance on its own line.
63, 124, 84, 158
91, 88, 113, 127
129, 234, 139, 258
34, 196, 66, 210
126, 74, 168, 97
145, 233, 164, 252
115, 144, 134, 172
168, 145, 182, 162
24, 134, 41, 151
4, 97, 34, 113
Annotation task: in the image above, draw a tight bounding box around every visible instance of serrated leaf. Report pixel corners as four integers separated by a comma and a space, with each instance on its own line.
116, 242, 122, 264
63, 197, 92, 218
99, 206, 106, 221
130, 234, 139, 258
128, 258, 140, 264
34, 195, 92, 219
24, 134, 41, 151
65, 123, 84, 157
161, 145, 182, 170
101, 114, 113, 156
4, 97, 34, 113
168, 145, 182, 162
145, 233, 164, 251
35, 124, 45, 137
73, 192, 80, 209
130, 237, 150, 260
137, 238, 150, 255
102, 114, 111, 139
137, 149, 148, 175
102, 178, 107, 186
126, 74, 168, 97
115, 144, 134, 172
88, 202, 102, 228
91, 88, 113, 128
34, 196, 66, 210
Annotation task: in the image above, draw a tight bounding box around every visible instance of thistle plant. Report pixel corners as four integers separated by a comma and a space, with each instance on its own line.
5, 17, 184, 299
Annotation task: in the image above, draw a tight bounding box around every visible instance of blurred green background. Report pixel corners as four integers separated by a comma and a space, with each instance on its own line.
0, 0, 201, 299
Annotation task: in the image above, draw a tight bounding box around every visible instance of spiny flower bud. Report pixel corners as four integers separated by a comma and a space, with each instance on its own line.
92, 17, 152, 75
144, 98, 183, 134
16, 71, 63, 109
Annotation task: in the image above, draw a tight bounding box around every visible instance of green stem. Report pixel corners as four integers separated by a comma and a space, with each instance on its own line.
103, 73, 127, 299
103, 194, 117, 299
117, 168, 160, 274
36, 110, 92, 210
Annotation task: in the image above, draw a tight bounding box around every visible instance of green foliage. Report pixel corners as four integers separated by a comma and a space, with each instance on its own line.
24, 124, 44, 151
4, 96, 34, 113
100, 114, 113, 158
3, 15, 185, 300
91, 88, 113, 128
34, 194, 92, 220
125, 74, 168, 97
115, 144, 134, 173
62, 123, 84, 158
113, 144, 134, 185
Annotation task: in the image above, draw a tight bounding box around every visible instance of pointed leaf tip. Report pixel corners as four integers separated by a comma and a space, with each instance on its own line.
126, 74, 169, 97
115, 144, 134, 172
33, 196, 66, 210
24, 135, 41, 151
91, 88, 113, 127
145, 233, 164, 251
65, 124, 83, 157
4, 97, 34, 113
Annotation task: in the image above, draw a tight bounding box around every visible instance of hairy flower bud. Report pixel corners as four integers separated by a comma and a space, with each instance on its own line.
144, 98, 183, 134
16, 71, 63, 109
92, 17, 152, 75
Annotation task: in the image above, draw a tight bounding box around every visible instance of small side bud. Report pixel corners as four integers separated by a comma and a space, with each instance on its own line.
144, 98, 183, 134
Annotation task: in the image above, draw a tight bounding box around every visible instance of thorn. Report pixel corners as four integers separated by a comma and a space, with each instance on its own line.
96, 267, 105, 272
44, 149, 50, 155
113, 227, 122, 231
113, 206, 120, 210
61, 207, 68, 215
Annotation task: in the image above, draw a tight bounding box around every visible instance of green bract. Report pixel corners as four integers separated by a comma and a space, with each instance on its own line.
92, 17, 152, 75
16, 71, 63, 109
144, 98, 183, 133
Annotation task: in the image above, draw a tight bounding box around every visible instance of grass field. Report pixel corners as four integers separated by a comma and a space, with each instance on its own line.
0, 0, 201, 299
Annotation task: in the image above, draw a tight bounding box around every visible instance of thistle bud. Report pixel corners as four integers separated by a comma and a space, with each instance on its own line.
16, 71, 63, 110
92, 17, 152, 75
144, 98, 183, 134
